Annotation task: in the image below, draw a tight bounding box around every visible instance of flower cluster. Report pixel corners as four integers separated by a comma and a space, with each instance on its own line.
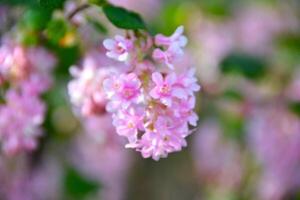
102, 26, 200, 160
0, 40, 56, 155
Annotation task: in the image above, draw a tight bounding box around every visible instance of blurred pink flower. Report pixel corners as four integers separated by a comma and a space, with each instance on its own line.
0, 41, 56, 93
68, 51, 117, 116
6, 158, 62, 200
247, 105, 300, 200
0, 89, 45, 156
71, 115, 131, 200
193, 120, 244, 191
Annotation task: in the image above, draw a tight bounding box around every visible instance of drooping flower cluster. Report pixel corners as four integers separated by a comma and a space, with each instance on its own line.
0, 40, 56, 155
102, 26, 200, 160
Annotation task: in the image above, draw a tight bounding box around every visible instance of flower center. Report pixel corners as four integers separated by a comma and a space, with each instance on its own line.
123, 88, 135, 99
127, 121, 135, 128
113, 82, 120, 90
116, 43, 126, 54
160, 84, 170, 94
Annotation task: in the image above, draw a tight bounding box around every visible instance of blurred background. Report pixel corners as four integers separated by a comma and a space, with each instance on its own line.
0, 0, 300, 200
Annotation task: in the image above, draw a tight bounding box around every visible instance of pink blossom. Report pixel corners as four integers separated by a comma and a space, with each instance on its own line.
0, 43, 28, 80
0, 89, 45, 156
155, 26, 188, 48
134, 117, 187, 161
104, 73, 142, 111
68, 54, 114, 116
173, 97, 198, 127
112, 107, 144, 144
103, 35, 134, 62
152, 44, 184, 69
176, 68, 201, 96
0, 42, 56, 93
150, 72, 186, 106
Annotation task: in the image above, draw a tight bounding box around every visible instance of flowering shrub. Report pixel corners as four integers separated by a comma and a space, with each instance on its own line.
0, 0, 300, 199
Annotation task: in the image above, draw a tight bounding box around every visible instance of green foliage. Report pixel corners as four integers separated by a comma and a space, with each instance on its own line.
220, 52, 267, 80
50, 45, 80, 77
289, 101, 300, 117
276, 34, 300, 63
88, 0, 107, 6
45, 19, 68, 45
21, 8, 51, 31
0, 0, 38, 6
221, 113, 246, 141
87, 17, 108, 35
222, 89, 244, 101
195, 0, 234, 17
64, 167, 99, 199
39, 0, 66, 11
102, 4, 147, 30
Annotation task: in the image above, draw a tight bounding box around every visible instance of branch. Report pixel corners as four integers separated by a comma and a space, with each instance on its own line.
67, 4, 90, 21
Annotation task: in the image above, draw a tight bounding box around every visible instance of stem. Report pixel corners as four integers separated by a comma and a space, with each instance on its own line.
67, 4, 90, 20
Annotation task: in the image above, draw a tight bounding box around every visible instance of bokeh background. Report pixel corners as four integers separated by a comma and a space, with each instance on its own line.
0, 0, 300, 200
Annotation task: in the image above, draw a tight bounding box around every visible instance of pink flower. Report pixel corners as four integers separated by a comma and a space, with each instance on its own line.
103, 35, 134, 62
173, 97, 198, 127
104, 73, 142, 111
113, 107, 144, 144
152, 44, 184, 69
68, 59, 112, 116
133, 117, 187, 161
0, 41, 56, 95
155, 26, 188, 48
176, 68, 201, 96
0, 43, 28, 80
150, 72, 186, 106
0, 89, 45, 156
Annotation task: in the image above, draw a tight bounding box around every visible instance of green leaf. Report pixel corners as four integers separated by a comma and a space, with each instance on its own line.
289, 101, 300, 117
64, 167, 99, 199
220, 52, 267, 80
39, 0, 66, 11
88, 0, 107, 6
1, 0, 38, 6
276, 34, 300, 57
21, 8, 51, 31
45, 19, 68, 44
102, 4, 146, 30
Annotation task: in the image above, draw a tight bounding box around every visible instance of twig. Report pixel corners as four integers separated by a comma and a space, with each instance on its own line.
67, 4, 90, 20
